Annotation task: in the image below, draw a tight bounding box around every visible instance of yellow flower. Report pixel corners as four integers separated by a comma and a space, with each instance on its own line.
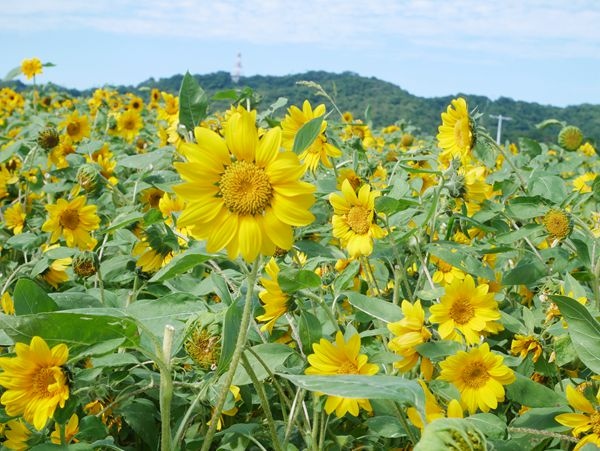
406, 380, 463, 430
387, 300, 432, 372
573, 173, 597, 193
1, 292, 15, 315
305, 332, 379, 417
140, 187, 165, 210
461, 165, 496, 215
431, 255, 466, 286
42, 196, 100, 250
579, 142, 597, 157
4, 203, 26, 235
159, 193, 185, 226
257, 258, 290, 333
40, 244, 72, 289
437, 97, 473, 166
48, 135, 76, 169
429, 275, 502, 344
510, 334, 543, 362
556, 385, 600, 450
438, 342, 515, 414
21, 58, 43, 80
280, 100, 342, 172
209, 385, 241, 431
3, 419, 31, 450
132, 239, 173, 273
543, 209, 572, 240
329, 179, 386, 257
59, 111, 90, 143
51, 413, 79, 444
174, 108, 316, 262
0, 336, 70, 430
117, 109, 143, 143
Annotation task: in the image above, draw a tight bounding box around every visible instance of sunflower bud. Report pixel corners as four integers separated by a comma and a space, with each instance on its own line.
72, 251, 99, 278
558, 125, 583, 151
183, 311, 223, 371
76, 164, 100, 193
401, 133, 414, 148
543, 209, 573, 240
37, 127, 60, 150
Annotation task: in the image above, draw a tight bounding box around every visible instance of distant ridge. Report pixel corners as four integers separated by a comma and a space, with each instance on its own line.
3, 71, 599, 144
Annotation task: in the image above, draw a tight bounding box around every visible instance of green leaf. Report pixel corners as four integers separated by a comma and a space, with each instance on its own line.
333, 259, 361, 294
13, 278, 58, 315
298, 310, 322, 353
494, 224, 544, 245
5, 232, 43, 250
529, 176, 567, 204
466, 413, 507, 439
233, 343, 295, 385
178, 71, 208, 131
416, 341, 463, 362
218, 300, 242, 375
3, 66, 21, 81
149, 248, 212, 282
119, 150, 169, 169
366, 415, 407, 438
415, 418, 487, 451
552, 295, 600, 373
427, 242, 495, 281
278, 269, 321, 292
502, 258, 547, 285
506, 373, 567, 407
279, 374, 424, 410
505, 197, 548, 220
120, 398, 159, 448
510, 406, 571, 432
519, 137, 542, 157
103, 211, 144, 234
292, 116, 324, 154
344, 291, 403, 323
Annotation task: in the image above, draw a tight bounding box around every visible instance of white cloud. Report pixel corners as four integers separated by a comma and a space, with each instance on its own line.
3, 0, 600, 59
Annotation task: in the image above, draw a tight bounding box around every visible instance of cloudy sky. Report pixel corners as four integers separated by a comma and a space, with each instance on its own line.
2, 0, 599, 106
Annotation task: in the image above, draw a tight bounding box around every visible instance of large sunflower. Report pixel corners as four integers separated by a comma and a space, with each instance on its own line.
437, 97, 473, 166
0, 336, 70, 430
174, 108, 316, 262
117, 109, 143, 143
305, 332, 379, 417
256, 257, 290, 333
329, 179, 386, 257
280, 100, 341, 172
429, 275, 502, 344
59, 111, 90, 143
42, 196, 100, 250
438, 343, 515, 414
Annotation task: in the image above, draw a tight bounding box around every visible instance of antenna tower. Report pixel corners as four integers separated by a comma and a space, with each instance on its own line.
232, 52, 242, 84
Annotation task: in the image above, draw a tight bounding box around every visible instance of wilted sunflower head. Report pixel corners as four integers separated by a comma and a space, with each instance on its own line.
543, 209, 572, 240
37, 127, 60, 150
76, 164, 101, 193
558, 126, 584, 151
183, 311, 223, 371
72, 251, 99, 278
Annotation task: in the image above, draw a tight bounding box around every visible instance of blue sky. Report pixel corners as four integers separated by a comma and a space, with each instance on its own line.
2, 0, 600, 107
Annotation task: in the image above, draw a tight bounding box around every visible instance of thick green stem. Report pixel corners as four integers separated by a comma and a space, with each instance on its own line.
201, 258, 261, 451
160, 324, 175, 451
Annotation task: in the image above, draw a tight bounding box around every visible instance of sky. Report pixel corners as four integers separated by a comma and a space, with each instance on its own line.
2, 0, 600, 107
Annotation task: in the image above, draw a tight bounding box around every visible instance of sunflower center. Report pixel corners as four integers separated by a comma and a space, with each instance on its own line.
346, 206, 371, 234
449, 297, 475, 324
66, 122, 81, 137
59, 209, 80, 230
123, 118, 136, 130
337, 361, 359, 374
461, 361, 490, 388
454, 118, 471, 150
33, 367, 60, 398
219, 161, 273, 216
437, 259, 453, 273
591, 411, 600, 435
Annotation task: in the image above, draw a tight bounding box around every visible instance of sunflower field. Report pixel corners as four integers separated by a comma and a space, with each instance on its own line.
1, 59, 600, 451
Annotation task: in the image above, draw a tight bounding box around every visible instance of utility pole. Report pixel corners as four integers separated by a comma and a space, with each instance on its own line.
231, 52, 242, 84
489, 114, 512, 144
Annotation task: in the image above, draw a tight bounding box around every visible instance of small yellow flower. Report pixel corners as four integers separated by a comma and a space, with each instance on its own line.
543, 209, 572, 240
573, 173, 597, 193
579, 142, 597, 157
51, 413, 79, 444
59, 111, 90, 143
117, 109, 143, 143
431, 255, 466, 286
257, 258, 290, 333
510, 334, 543, 362
21, 58, 43, 80
556, 385, 600, 450
4, 203, 26, 235
3, 419, 31, 450
42, 196, 100, 250
1, 292, 15, 315
387, 300, 432, 372
406, 380, 463, 430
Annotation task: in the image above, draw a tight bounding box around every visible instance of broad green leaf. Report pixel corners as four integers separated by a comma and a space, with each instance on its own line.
416, 341, 463, 361
344, 291, 403, 323
552, 295, 600, 373
149, 248, 212, 282
505, 197, 547, 220
13, 278, 58, 315
519, 137, 542, 157
427, 242, 495, 281
506, 373, 567, 407
502, 258, 547, 285
119, 150, 169, 169
178, 71, 208, 131
218, 300, 242, 375
494, 224, 544, 245
510, 406, 571, 432
120, 398, 159, 448
298, 310, 322, 353
333, 259, 361, 294
466, 413, 507, 439
292, 116, 324, 154
529, 176, 567, 204
103, 211, 145, 233
415, 418, 486, 451
5, 232, 43, 250
3, 66, 21, 81
233, 343, 295, 385
278, 269, 321, 292
366, 416, 406, 438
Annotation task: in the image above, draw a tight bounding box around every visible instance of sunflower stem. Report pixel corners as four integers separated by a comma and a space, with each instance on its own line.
393, 402, 418, 444
159, 324, 175, 451
310, 393, 321, 451
201, 257, 261, 451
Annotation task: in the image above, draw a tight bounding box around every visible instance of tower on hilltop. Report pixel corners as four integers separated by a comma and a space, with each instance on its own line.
232, 52, 242, 84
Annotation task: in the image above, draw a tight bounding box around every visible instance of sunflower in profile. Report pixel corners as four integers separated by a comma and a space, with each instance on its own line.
174, 107, 316, 262
555, 385, 600, 450
329, 179, 386, 257
59, 111, 90, 143
42, 196, 100, 250
438, 342, 515, 414
51, 413, 79, 444
437, 97, 473, 166
0, 336, 70, 430
305, 332, 379, 417
280, 100, 341, 172
1, 292, 15, 315
256, 258, 290, 333
3, 202, 26, 235
387, 300, 432, 373
39, 246, 72, 289
117, 109, 143, 143
21, 58, 43, 80
429, 275, 502, 344
3, 419, 32, 450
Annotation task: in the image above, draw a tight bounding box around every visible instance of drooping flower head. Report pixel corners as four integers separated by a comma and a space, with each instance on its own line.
329, 179, 386, 258
3, 419, 32, 450
174, 108, 316, 262
437, 97, 473, 166
387, 300, 432, 373
0, 336, 70, 430
555, 385, 600, 450
42, 196, 100, 250
257, 257, 291, 333
438, 342, 515, 414
305, 331, 379, 417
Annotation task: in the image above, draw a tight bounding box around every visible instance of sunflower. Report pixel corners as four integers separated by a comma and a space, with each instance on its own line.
21, 58, 43, 80
573, 173, 597, 193
117, 109, 143, 143
3, 419, 31, 450
543, 209, 572, 241
49, 136, 76, 169
132, 238, 174, 273
51, 413, 79, 444
158, 192, 185, 225
280, 100, 341, 172
431, 255, 465, 285
406, 380, 463, 431
256, 257, 290, 333
329, 179, 386, 258
0, 336, 70, 430
305, 331, 379, 417
437, 97, 473, 166
174, 107, 316, 262
510, 334, 543, 362
4, 203, 26, 235
59, 111, 90, 143
429, 275, 502, 344
1, 292, 15, 315
40, 245, 72, 289
140, 187, 165, 210
42, 196, 100, 250
438, 342, 515, 414
387, 300, 432, 373
555, 385, 600, 450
